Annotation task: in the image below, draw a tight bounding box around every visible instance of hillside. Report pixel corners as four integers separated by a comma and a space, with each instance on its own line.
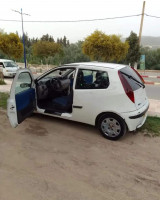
141, 36, 160, 49
122, 36, 160, 49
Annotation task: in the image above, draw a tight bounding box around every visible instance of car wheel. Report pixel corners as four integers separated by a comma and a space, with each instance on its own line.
98, 113, 127, 140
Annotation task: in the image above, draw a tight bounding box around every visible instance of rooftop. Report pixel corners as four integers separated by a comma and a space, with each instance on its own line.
0, 59, 13, 62
65, 62, 127, 70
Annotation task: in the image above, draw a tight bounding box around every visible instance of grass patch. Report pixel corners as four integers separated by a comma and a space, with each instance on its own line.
140, 116, 160, 137
0, 79, 6, 85
0, 92, 9, 109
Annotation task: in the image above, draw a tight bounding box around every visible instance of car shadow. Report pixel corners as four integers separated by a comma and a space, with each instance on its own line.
27, 113, 139, 142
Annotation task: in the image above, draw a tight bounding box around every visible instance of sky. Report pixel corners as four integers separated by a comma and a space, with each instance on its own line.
0, 0, 160, 42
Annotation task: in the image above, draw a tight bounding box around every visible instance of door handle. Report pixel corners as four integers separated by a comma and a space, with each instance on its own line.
73, 106, 83, 109
10, 105, 15, 110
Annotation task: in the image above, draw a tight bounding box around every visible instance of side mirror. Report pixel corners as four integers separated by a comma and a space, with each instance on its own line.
20, 83, 31, 88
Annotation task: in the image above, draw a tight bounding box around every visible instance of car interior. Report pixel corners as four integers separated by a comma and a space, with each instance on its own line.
36, 68, 75, 114
36, 67, 109, 114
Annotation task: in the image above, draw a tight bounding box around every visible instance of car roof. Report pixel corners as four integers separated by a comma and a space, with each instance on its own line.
64, 62, 128, 70
0, 59, 13, 62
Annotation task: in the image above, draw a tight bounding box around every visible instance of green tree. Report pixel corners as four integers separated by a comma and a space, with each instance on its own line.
31, 37, 38, 44
61, 41, 90, 64
0, 32, 23, 59
57, 36, 70, 47
32, 40, 63, 62
19, 32, 32, 48
63, 36, 67, 47
125, 31, 140, 66
41, 34, 54, 42
82, 30, 129, 62
140, 47, 160, 70
66, 40, 70, 46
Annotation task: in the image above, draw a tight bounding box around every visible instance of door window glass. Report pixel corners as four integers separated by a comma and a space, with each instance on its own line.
75, 69, 109, 89
43, 68, 74, 79
15, 72, 32, 94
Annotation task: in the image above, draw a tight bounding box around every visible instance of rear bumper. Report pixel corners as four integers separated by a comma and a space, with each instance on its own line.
121, 100, 149, 131
129, 105, 149, 119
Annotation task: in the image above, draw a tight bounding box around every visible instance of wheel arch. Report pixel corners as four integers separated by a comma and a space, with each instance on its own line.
95, 112, 128, 130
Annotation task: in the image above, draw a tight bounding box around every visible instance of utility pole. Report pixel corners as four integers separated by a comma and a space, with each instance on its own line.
12, 9, 30, 68
139, 1, 146, 45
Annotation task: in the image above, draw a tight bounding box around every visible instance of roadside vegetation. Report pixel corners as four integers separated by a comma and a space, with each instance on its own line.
1, 29, 159, 70
140, 47, 160, 70
140, 116, 160, 137
0, 92, 9, 109
0, 79, 6, 85
0, 31, 23, 59
82, 30, 129, 62
0, 72, 6, 85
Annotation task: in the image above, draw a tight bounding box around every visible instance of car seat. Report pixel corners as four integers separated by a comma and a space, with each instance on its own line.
94, 72, 103, 85
76, 70, 86, 89
84, 74, 93, 84
94, 71, 109, 88
52, 90, 73, 112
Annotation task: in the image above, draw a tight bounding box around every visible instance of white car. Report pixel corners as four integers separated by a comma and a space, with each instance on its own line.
0, 59, 19, 77
7, 62, 149, 140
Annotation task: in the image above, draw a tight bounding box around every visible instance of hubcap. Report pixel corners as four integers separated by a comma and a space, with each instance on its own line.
101, 118, 121, 137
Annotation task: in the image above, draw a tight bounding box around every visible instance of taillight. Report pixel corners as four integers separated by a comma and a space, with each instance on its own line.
118, 71, 135, 103
131, 67, 145, 83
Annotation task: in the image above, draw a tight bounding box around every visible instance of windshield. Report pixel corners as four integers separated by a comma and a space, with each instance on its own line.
4, 61, 18, 68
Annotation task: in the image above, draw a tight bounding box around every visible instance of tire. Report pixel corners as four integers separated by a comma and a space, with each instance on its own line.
98, 113, 127, 141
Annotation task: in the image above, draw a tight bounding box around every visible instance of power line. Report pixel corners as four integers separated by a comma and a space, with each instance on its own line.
0, 13, 160, 23
0, 14, 142, 23
145, 13, 160, 19
0, 19, 20, 22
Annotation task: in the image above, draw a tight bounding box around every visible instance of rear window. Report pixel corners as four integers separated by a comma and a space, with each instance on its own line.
120, 67, 142, 91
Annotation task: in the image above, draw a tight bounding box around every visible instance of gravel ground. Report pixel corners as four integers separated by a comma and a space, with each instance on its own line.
0, 110, 160, 200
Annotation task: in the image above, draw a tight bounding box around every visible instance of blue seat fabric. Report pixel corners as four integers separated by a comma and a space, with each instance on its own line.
52, 91, 73, 111
84, 75, 93, 84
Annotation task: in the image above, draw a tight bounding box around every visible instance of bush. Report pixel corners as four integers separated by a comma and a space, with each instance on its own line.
0, 92, 9, 109
0, 79, 6, 85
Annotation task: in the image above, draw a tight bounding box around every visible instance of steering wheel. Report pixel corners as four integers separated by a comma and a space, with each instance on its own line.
50, 78, 61, 90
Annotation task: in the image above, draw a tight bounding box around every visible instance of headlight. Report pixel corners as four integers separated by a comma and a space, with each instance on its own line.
6, 70, 14, 72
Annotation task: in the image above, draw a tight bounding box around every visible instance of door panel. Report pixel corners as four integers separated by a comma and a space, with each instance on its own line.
7, 69, 35, 128
16, 88, 35, 123
72, 68, 110, 125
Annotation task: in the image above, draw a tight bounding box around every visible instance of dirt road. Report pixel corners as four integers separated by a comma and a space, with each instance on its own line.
0, 109, 160, 200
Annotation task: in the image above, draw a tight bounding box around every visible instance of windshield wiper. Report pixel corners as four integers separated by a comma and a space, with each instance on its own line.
121, 72, 145, 88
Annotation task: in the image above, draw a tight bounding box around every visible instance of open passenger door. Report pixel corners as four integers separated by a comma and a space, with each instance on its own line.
7, 69, 36, 128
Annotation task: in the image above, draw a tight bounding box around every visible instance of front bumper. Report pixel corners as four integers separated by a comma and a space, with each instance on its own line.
4, 72, 16, 77
121, 100, 149, 131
